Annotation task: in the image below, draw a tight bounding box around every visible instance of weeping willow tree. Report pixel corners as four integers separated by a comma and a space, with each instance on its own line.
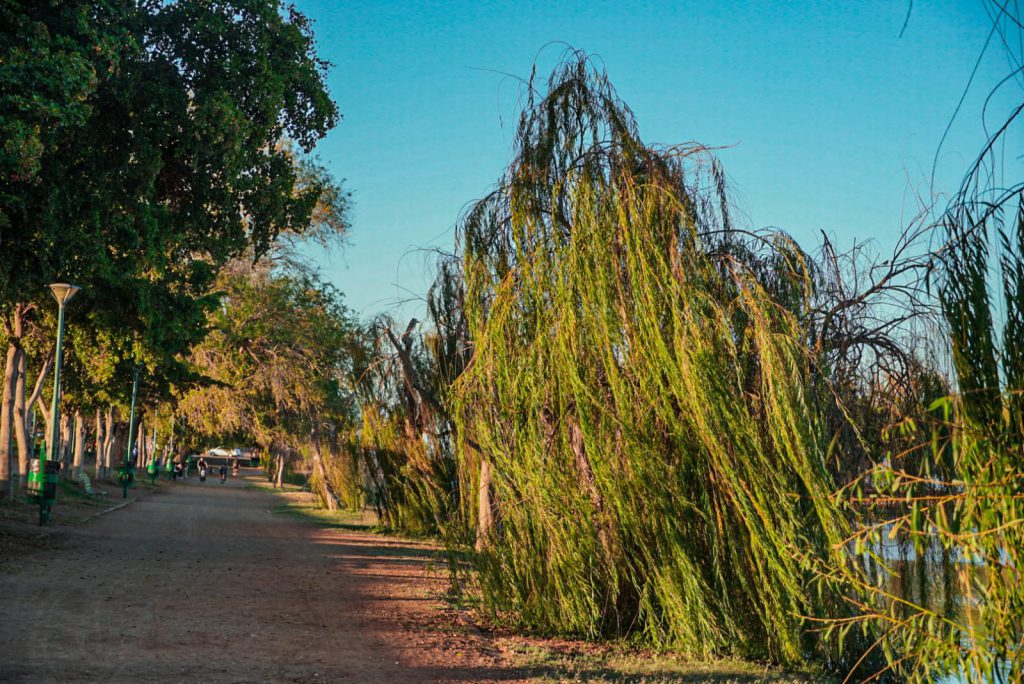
350, 313, 466, 536
446, 53, 860, 667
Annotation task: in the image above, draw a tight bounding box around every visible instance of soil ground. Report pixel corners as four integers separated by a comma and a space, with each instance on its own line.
0, 470, 826, 683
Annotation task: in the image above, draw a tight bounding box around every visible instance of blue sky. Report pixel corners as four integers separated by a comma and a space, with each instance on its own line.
294, 0, 1021, 322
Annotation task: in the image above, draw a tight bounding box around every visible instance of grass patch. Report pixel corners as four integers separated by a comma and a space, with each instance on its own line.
0, 471, 155, 531
248, 477, 378, 532
280, 471, 309, 487
56, 478, 106, 502
270, 499, 377, 532
502, 640, 834, 683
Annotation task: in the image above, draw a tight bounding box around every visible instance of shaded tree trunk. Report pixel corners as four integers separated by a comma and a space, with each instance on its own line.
102, 407, 116, 475
0, 303, 33, 497
11, 350, 26, 496
137, 422, 145, 466
59, 412, 72, 475
38, 396, 53, 463
94, 409, 104, 478
16, 352, 53, 483
0, 345, 19, 497
72, 412, 86, 479
109, 423, 125, 474
274, 453, 285, 488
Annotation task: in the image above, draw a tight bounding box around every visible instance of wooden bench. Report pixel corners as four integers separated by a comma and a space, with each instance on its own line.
80, 473, 108, 496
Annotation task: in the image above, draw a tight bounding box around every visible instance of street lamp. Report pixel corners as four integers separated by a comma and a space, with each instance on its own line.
117, 364, 142, 498
28, 283, 80, 525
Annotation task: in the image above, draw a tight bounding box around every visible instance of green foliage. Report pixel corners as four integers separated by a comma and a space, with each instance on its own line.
357, 400, 449, 535
830, 199, 1024, 683
180, 264, 359, 453
445, 54, 853, 666
0, 0, 340, 411
0, 0, 125, 196
347, 314, 463, 535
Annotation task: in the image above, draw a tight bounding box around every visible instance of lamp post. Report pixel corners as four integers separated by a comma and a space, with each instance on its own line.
118, 364, 142, 498
164, 414, 176, 480
146, 425, 159, 484
29, 283, 80, 525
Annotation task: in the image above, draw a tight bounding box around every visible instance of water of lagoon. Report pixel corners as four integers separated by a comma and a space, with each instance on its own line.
868, 527, 1014, 683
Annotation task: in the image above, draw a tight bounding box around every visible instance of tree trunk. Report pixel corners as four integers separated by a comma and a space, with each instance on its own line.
72, 412, 86, 478
38, 396, 54, 463
27, 408, 36, 459
17, 352, 53, 483
311, 431, 338, 511
475, 458, 494, 552
166, 417, 175, 466
0, 344, 19, 497
59, 412, 72, 474
1, 304, 34, 497
569, 418, 613, 562
94, 409, 104, 478
102, 407, 116, 475
137, 422, 145, 466
109, 424, 125, 473
11, 350, 27, 496
274, 453, 285, 488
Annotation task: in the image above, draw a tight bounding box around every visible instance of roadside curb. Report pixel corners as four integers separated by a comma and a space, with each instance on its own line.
84, 499, 135, 522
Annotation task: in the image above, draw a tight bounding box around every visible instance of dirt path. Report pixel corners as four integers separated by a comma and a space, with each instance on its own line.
0, 473, 518, 683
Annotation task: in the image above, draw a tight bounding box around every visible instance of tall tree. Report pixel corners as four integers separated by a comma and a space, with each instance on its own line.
0, 0, 340, 493
444, 53, 861, 669
0, 0, 131, 491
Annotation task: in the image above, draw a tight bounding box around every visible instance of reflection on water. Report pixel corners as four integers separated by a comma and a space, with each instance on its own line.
864, 524, 1013, 684
935, 661, 1011, 684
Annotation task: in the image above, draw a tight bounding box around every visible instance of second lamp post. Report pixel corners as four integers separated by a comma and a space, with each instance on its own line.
27, 283, 80, 525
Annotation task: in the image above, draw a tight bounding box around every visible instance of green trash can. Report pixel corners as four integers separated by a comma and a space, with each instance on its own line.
27, 458, 59, 502
116, 464, 135, 499
27, 458, 60, 525
146, 460, 159, 485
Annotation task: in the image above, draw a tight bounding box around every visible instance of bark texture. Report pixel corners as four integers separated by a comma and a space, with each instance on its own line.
475, 459, 494, 552
0, 344, 19, 495
72, 412, 86, 477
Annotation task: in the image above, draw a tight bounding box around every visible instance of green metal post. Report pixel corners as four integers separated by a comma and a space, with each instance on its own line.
36, 299, 67, 524
166, 414, 175, 479
122, 365, 141, 498
30, 284, 79, 524
47, 301, 66, 464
